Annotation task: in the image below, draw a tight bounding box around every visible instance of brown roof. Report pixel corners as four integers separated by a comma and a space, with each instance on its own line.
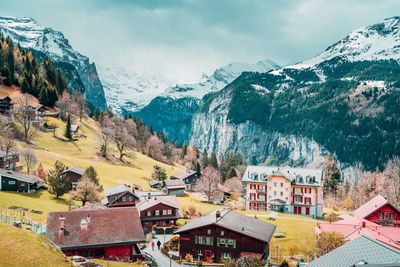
353, 195, 397, 219
72, 203, 107, 212
46, 207, 145, 249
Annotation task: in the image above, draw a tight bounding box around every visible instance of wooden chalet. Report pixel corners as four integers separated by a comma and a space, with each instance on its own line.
0, 96, 13, 116
353, 195, 400, 226
149, 179, 164, 190
171, 169, 200, 191
0, 168, 43, 192
175, 209, 276, 262
102, 185, 140, 208
46, 207, 145, 261
62, 167, 84, 190
0, 150, 20, 171
163, 179, 186, 196
136, 194, 182, 233
27, 104, 46, 127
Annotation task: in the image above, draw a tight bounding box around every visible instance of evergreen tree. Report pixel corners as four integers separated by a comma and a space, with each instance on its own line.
200, 148, 209, 169
5, 39, 14, 85
151, 165, 167, 181
195, 161, 201, 174
47, 161, 68, 198
84, 166, 100, 186
210, 152, 218, 169
323, 154, 341, 195
64, 114, 72, 140
180, 143, 188, 160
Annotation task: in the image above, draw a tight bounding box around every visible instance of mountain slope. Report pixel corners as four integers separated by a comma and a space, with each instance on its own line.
0, 16, 107, 110
190, 16, 400, 170
133, 60, 280, 143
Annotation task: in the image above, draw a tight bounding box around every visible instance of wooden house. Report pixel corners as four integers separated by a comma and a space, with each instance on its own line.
163, 179, 186, 196
102, 185, 140, 208
171, 169, 200, 191
46, 207, 145, 261
0, 168, 43, 192
27, 104, 46, 127
175, 209, 276, 262
136, 194, 181, 233
0, 96, 13, 116
0, 150, 20, 171
62, 167, 85, 190
353, 195, 400, 226
149, 179, 164, 190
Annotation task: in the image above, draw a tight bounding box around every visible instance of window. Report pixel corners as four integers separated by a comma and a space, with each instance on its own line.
155, 210, 160, 216
198, 249, 203, 256
8, 180, 16, 185
122, 196, 126, 202
206, 237, 213, 245
280, 183, 283, 187
280, 192, 283, 196
147, 211, 151, 216
222, 252, 231, 259
380, 212, 384, 219
163, 210, 168, 215
274, 191, 277, 196
390, 213, 394, 220
207, 229, 211, 234
220, 231, 224, 236
167, 209, 172, 215
274, 182, 277, 187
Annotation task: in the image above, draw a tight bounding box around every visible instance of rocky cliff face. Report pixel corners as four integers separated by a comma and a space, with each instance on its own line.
0, 16, 107, 110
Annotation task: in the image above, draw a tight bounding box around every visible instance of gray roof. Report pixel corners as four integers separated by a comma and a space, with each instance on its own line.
242, 165, 322, 186
164, 179, 186, 189
0, 168, 42, 184
62, 167, 85, 176
309, 235, 400, 267
137, 195, 180, 211
149, 180, 163, 186
175, 209, 276, 243
105, 185, 131, 197
0, 150, 18, 158
172, 169, 197, 180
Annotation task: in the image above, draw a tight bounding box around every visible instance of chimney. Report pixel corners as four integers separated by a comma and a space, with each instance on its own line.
80, 218, 88, 230
216, 210, 221, 221
58, 216, 65, 239
86, 214, 91, 224
148, 192, 151, 200
362, 221, 366, 228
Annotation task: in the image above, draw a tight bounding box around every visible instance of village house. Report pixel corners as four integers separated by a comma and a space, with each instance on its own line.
0, 150, 20, 171
0, 96, 13, 115
62, 167, 85, 190
175, 209, 276, 262
149, 179, 164, 190
242, 166, 323, 218
353, 194, 400, 226
0, 168, 43, 192
102, 185, 140, 208
46, 207, 145, 261
163, 179, 186, 196
309, 235, 400, 266
136, 193, 181, 233
27, 104, 46, 127
212, 184, 232, 204
171, 169, 200, 191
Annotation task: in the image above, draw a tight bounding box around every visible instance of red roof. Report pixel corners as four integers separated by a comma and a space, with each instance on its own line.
353, 195, 390, 219
46, 207, 145, 249
316, 217, 400, 250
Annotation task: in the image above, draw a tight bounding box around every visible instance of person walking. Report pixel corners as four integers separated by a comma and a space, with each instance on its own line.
157, 239, 162, 250
151, 239, 155, 251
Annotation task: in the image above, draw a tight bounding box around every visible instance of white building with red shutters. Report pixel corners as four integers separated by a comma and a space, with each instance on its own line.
242, 166, 323, 218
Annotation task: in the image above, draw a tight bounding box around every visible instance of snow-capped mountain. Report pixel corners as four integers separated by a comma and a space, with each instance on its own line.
0, 16, 107, 110
190, 16, 400, 171
163, 59, 281, 99
98, 66, 175, 113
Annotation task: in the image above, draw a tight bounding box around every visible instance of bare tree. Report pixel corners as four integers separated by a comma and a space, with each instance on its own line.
13, 94, 37, 142
195, 166, 221, 202
56, 91, 78, 120
69, 175, 100, 206
112, 119, 136, 161
73, 92, 87, 122
0, 115, 12, 137
223, 177, 243, 194
21, 148, 39, 174
383, 157, 400, 206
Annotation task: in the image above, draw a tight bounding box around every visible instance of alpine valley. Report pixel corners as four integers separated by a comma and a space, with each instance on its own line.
0, 16, 107, 110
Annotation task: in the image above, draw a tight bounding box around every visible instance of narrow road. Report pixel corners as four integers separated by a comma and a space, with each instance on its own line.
142, 234, 183, 267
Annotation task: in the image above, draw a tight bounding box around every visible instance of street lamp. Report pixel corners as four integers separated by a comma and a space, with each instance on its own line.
168, 251, 173, 267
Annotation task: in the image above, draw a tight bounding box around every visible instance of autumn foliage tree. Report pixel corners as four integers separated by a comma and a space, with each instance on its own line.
196, 166, 221, 203
316, 232, 345, 257
69, 176, 100, 206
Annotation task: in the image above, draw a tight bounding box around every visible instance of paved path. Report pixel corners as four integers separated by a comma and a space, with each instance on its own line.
143, 234, 183, 267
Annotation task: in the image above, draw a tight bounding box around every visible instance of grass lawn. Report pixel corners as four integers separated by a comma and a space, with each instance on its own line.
0, 117, 183, 223
0, 222, 69, 267
93, 259, 144, 267
177, 192, 222, 215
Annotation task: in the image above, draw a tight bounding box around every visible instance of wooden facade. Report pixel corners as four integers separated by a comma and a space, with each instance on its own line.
107, 191, 139, 208
62, 168, 84, 190
365, 203, 400, 226
0, 170, 43, 193
179, 225, 270, 262
0, 96, 13, 116
139, 202, 181, 233
62, 243, 143, 261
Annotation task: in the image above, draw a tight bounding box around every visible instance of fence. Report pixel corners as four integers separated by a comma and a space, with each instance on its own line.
0, 205, 46, 234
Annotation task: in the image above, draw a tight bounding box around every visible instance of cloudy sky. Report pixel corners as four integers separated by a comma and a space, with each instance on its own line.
1, 0, 399, 82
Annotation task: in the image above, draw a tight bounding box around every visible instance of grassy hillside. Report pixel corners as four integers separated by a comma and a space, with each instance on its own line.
0, 114, 183, 223
0, 223, 69, 266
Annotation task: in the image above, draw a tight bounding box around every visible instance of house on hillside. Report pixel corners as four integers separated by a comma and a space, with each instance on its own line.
27, 104, 46, 127
353, 195, 400, 226
62, 167, 84, 190
213, 184, 232, 204
0, 150, 20, 171
136, 194, 181, 233
316, 216, 400, 250
242, 166, 323, 218
0, 96, 13, 116
149, 179, 164, 190
0, 168, 43, 192
46, 207, 145, 261
175, 209, 276, 262
102, 185, 140, 208
171, 169, 200, 191
309, 235, 400, 267
163, 179, 186, 196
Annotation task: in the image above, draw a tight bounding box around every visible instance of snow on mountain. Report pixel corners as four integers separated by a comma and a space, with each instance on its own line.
288, 16, 400, 70
163, 59, 281, 99
98, 66, 175, 112
0, 16, 107, 110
